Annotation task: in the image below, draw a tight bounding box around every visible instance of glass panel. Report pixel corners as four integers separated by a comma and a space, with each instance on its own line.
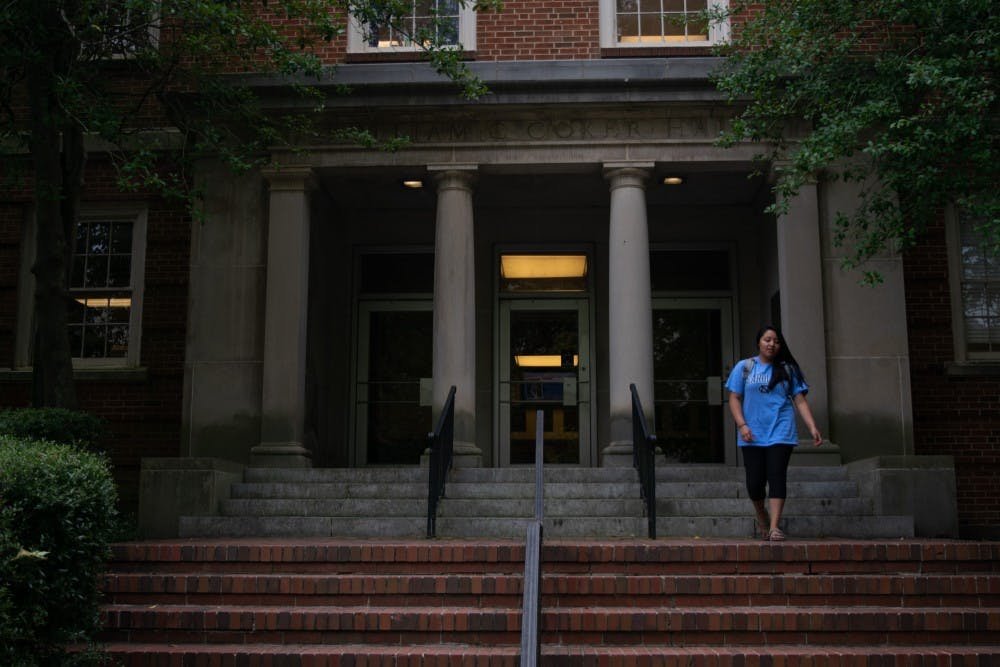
617, 13, 639, 40
509, 309, 579, 464
360, 253, 434, 294
638, 0, 661, 11
499, 254, 588, 293
110, 222, 133, 253
365, 309, 433, 464
652, 308, 723, 462
108, 255, 132, 287
663, 0, 685, 11
84, 255, 109, 288
82, 326, 107, 358
88, 222, 109, 255
639, 12, 662, 38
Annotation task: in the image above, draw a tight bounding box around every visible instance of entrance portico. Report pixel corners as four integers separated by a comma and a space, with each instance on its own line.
179, 59, 912, 475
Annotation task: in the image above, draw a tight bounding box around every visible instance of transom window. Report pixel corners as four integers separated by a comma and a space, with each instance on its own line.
348, 0, 475, 53
600, 0, 728, 48
67, 212, 146, 365
950, 212, 1000, 360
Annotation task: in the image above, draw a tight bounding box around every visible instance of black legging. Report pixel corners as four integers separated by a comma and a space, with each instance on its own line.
742, 444, 795, 500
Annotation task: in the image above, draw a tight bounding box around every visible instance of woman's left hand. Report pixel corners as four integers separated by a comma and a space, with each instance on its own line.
809, 426, 823, 446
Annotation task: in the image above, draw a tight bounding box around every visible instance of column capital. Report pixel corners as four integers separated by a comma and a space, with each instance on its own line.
603, 163, 654, 190
429, 165, 478, 192
262, 166, 316, 193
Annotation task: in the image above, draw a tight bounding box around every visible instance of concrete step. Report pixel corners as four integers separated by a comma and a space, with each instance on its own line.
655, 479, 859, 498
654, 514, 914, 539
179, 515, 427, 538
243, 467, 427, 483
230, 482, 427, 499
654, 464, 850, 482
656, 496, 873, 516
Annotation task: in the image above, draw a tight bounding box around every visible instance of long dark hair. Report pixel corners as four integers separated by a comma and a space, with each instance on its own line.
755, 325, 806, 394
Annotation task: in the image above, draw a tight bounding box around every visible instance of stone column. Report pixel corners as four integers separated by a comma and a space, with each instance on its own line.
775, 180, 835, 458
251, 167, 314, 467
603, 164, 655, 466
429, 166, 481, 466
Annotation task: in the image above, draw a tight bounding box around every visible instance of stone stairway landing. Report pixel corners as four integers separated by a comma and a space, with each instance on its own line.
177, 464, 915, 539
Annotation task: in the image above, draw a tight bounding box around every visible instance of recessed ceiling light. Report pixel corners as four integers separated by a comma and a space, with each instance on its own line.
662, 176, 684, 186
402, 180, 424, 189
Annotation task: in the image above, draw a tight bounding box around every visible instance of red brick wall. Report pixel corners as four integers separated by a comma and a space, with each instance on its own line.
0, 160, 189, 518
477, 0, 601, 60
904, 218, 1000, 536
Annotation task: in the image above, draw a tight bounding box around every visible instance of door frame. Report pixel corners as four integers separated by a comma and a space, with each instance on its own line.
651, 296, 738, 465
351, 299, 433, 466
496, 297, 596, 466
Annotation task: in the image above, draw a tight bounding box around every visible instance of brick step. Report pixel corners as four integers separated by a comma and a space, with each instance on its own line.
101, 572, 525, 607
100, 603, 1000, 646
108, 539, 1000, 575
94, 643, 1000, 667
100, 604, 523, 645
102, 571, 1000, 608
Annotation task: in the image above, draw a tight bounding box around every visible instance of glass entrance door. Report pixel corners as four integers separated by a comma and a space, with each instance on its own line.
498, 300, 592, 465
354, 301, 432, 465
652, 298, 735, 464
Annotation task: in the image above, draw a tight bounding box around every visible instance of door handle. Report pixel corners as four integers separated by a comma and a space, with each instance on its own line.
707, 376, 722, 406
562, 377, 577, 406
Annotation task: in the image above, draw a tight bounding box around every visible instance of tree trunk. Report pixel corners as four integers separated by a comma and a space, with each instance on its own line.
27, 8, 82, 409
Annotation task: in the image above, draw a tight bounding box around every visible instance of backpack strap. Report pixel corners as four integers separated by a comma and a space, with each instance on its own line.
741, 357, 755, 383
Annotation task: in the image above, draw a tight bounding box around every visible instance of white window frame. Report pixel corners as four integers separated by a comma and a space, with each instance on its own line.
946, 205, 1000, 363
347, 1, 476, 53
14, 205, 148, 370
599, 0, 729, 49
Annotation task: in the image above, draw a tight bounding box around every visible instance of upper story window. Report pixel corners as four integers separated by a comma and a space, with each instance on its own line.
948, 208, 1000, 362
67, 209, 147, 367
348, 0, 476, 53
600, 0, 729, 49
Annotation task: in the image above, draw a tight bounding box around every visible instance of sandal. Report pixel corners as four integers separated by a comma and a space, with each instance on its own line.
768, 528, 786, 541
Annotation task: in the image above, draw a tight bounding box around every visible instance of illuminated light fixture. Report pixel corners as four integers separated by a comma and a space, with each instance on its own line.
74, 297, 131, 308
662, 176, 684, 185
402, 180, 424, 189
514, 354, 579, 368
500, 255, 587, 279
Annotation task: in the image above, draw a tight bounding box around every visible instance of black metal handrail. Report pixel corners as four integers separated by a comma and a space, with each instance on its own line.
520, 409, 544, 667
426, 385, 456, 538
630, 383, 657, 539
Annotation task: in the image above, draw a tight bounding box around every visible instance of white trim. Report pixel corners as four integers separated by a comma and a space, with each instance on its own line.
346, 2, 476, 54
946, 205, 1000, 362
69, 205, 148, 369
599, 0, 729, 49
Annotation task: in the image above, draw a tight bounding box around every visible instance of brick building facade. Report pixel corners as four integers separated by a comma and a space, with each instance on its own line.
2, 1, 997, 537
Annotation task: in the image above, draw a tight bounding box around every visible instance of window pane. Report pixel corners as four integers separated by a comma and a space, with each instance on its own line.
107, 325, 129, 357
663, 0, 685, 11
959, 213, 1000, 356
110, 222, 133, 253
85, 255, 109, 288
617, 14, 639, 40
638, 0, 661, 11
88, 222, 109, 255
109, 254, 132, 287
82, 327, 107, 358
640, 12, 662, 38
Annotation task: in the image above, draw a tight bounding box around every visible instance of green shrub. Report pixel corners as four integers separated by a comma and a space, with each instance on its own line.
0, 408, 106, 451
0, 436, 120, 667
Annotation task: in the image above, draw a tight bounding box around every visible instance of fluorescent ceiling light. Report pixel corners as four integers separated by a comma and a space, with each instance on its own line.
501, 255, 587, 279
514, 355, 579, 367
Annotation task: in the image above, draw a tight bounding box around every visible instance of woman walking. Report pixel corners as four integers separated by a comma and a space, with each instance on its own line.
726, 326, 823, 541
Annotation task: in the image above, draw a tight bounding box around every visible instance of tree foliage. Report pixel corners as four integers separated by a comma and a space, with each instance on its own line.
0, 0, 498, 407
712, 0, 999, 283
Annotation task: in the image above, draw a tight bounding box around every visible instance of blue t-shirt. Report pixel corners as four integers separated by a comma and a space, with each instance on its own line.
725, 358, 808, 447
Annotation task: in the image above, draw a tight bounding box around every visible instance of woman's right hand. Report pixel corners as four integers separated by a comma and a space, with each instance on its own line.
738, 424, 754, 443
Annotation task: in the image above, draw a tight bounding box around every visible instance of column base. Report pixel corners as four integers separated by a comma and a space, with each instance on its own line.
421, 440, 483, 468
250, 442, 313, 468
601, 441, 634, 467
